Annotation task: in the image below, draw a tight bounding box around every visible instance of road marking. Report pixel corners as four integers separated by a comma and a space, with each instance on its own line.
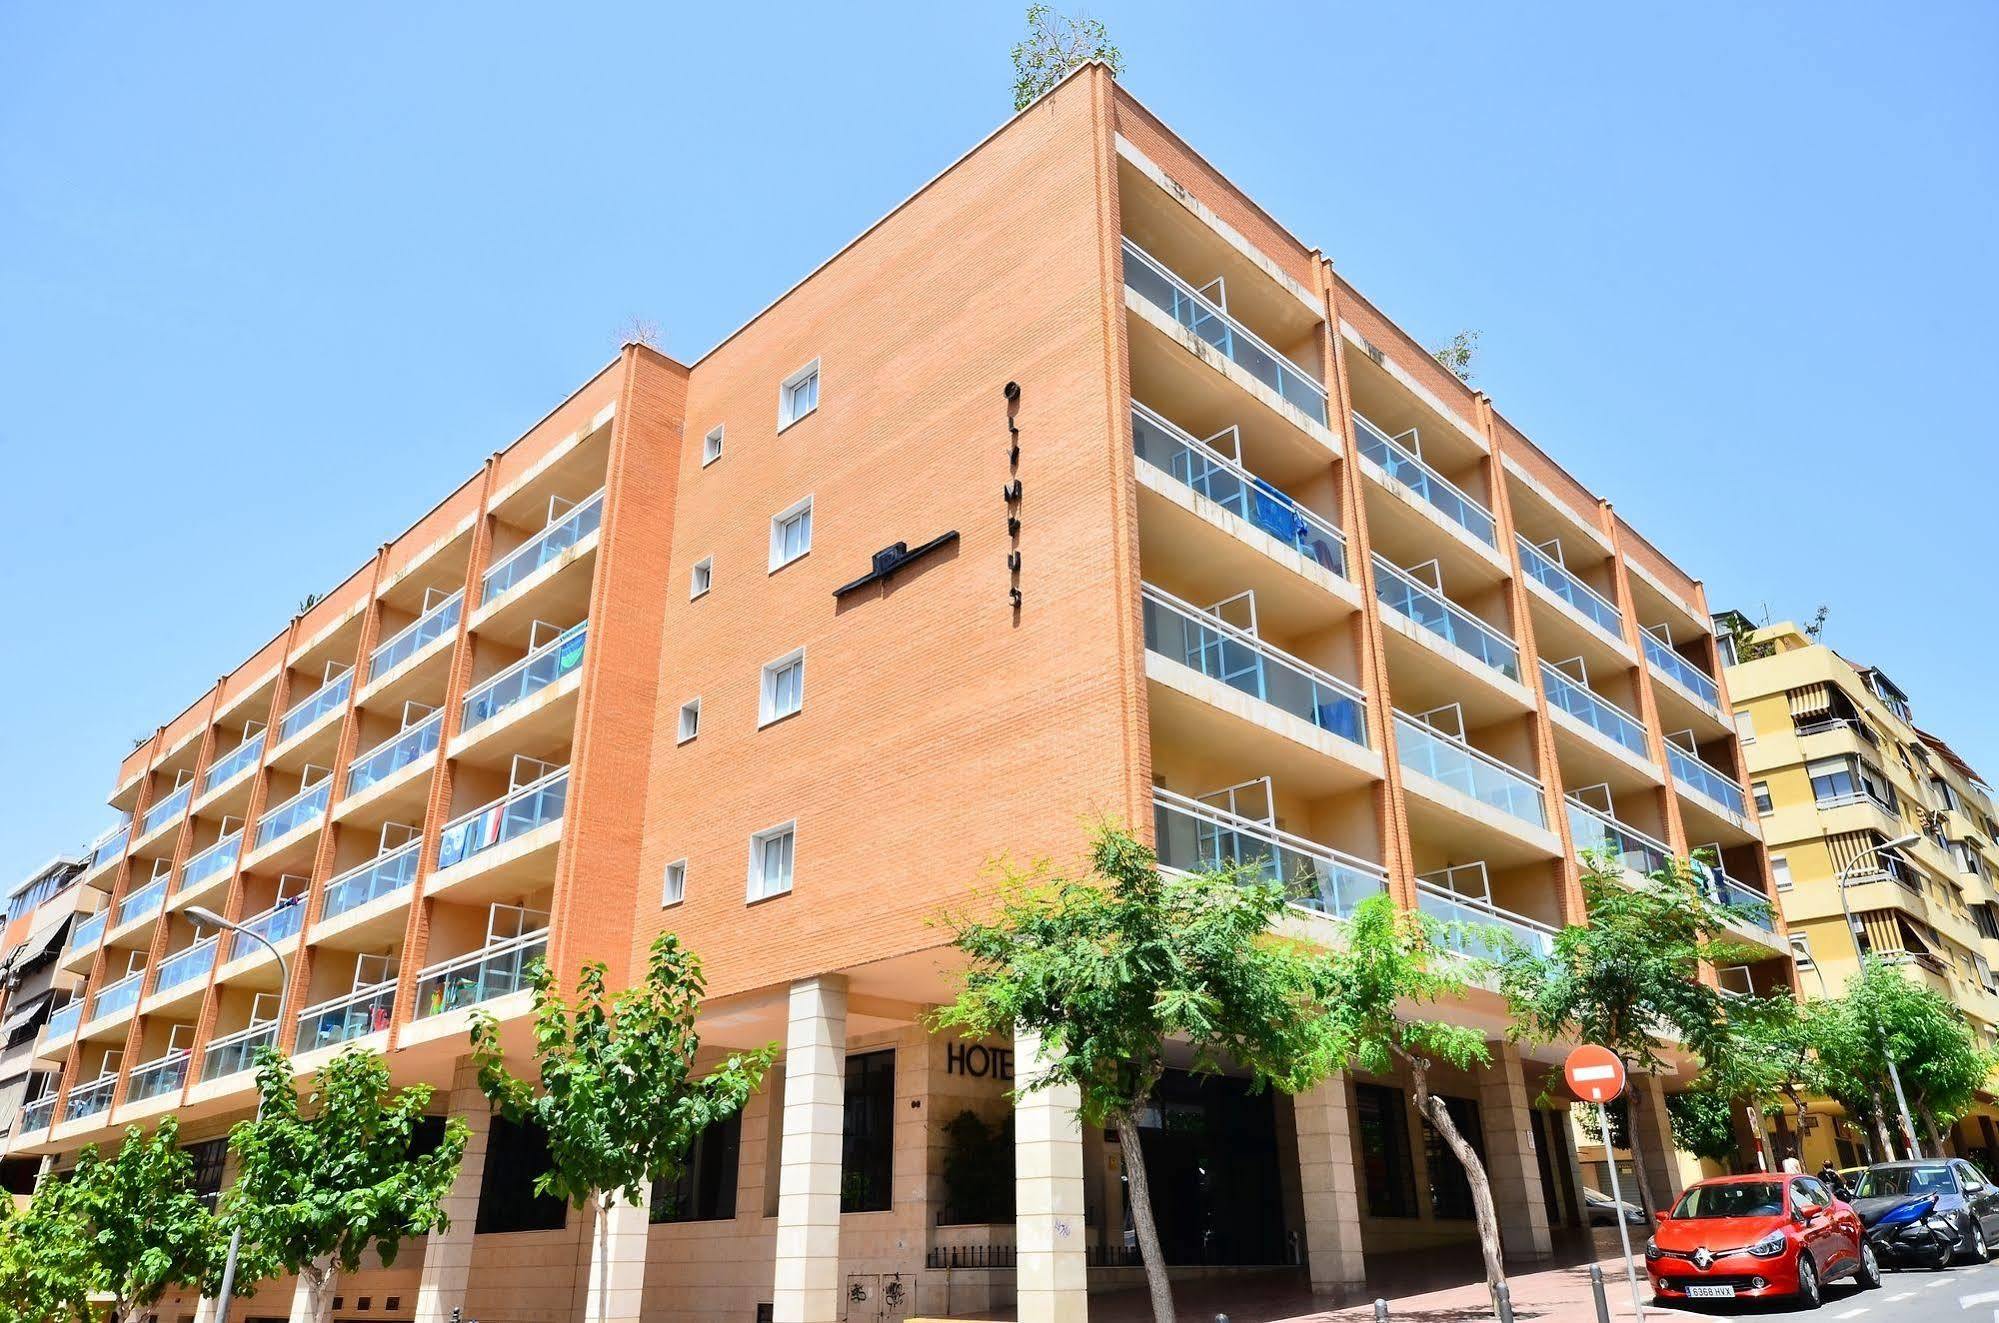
1960, 1287, 1999, 1307
1834, 1308, 1867, 1318
1883, 1291, 1912, 1301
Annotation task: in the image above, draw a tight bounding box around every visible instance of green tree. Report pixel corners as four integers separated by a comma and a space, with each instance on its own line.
1666, 1085, 1742, 1166
224, 1048, 468, 1323
0, 1170, 94, 1323
1811, 959, 1996, 1158
933, 825, 1349, 1323
1009, 5, 1123, 111
1498, 852, 1758, 1218
471, 933, 773, 1319
1701, 991, 1817, 1169
1322, 894, 1509, 1304
1430, 328, 1480, 382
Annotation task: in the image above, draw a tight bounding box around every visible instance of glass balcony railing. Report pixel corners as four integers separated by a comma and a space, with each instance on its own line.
1415, 880, 1556, 960
1141, 584, 1367, 747
277, 671, 352, 744
1121, 237, 1329, 423
368, 591, 463, 682
180, 832, 242, 893
1696, 863, 1776, 933
481, 490, 606, 606
1394, 713, 1548, 829
89, 970, 145, 1023
115, 876, 167, 928
229, 898, 307, 961
18, 1093, 57, 1134
1643, 634, 1721, 711
320, 840, 421, 922
436, 768, 570, 871
86, 825, 129, 875
1372, 556, 1520, 679
1539, 663, 1650, 759
153, 937, 218, 994
1516, 537, 1623, 636
202, 732, 265, 795
201, 1021, 278, 1082
345, 711, 443, 796
127, 1050, 191, 1103
1565, 799, 1673, 878
255, 779, 331, 850
1153, 789, 1386, 920
415, 930, 549, 1019
1129, 404, 1346, 576
461, 622, 589, 732
63, 1076, 115, 1123
41, 999, 83, 1047
1351, 413, 1496, 548
68, 909, 107, 956
1668, 745, 1747, 817
139, 782, 192, 838
298, 981, 398, 1052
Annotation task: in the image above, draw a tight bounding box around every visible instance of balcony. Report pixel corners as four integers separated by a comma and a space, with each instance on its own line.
414, 928, 549, 1020
1130, 404, 1345, 576
1152, 788, 1385, 921
83, 825, 129, 879
1565, 798, 1672, 878
139, 781, 192, 839
18, 1093, 56, 1135
87, 971, 144, 1030
1373, 556, 1519, 681
1697, 864, 1776, 935
40, 999, 83, 1052
152, 937, 218, 996
179, 831, 242, 895
1540, 663, 1650, 762
435, 768, 569, 873
228, 898, 306, 963
369, 591, 462, 683
320, 840, 421, 926
201, 1021, 277, 1082
461, 622, 589, 734
126, 1049, 191, 1104
1394, 713, 1548, 831
115, 876, 167, 929
482, 490, 605, 607
1142, 584, 1367, 747
202, 732, 265, 796
1415, 878, 1556, 959
62, 1076, 115, 1124
1516, 537, 1623, 638
1122, 237, 1328, 424
1668, 744, 1747, 818
277, 671, 352, 745
255, 779, 331, 851
1352, 413, 1496, 549
1643, 634, 1721, 713
297, 980, 397, 1053
67, 909, 107, 960
346, 711, 443, 797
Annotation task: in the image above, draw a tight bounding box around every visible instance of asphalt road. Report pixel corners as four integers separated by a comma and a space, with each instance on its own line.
1669, 1254, 1999, 1321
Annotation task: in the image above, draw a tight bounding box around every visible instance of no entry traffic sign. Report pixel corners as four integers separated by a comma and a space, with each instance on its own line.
1563, 1044, 1626, 1102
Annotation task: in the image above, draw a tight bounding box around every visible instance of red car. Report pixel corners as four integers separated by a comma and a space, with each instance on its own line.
1647, 1172, 1879, 1309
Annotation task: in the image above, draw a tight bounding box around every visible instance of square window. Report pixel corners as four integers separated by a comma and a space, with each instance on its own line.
1788, 934, 1813, 969
778, 360, 820, 430
678, 699, 701, 743
662, 860, 687, 907
1752, 781, 1773, 815
748, 823, 795, 901
702, 426, 724, 467
1771, 856, 1793, 891
690, 557, 713, 600
760, 651, 804, 726
1733, 710, 1757, 743
769, 498, 813, 571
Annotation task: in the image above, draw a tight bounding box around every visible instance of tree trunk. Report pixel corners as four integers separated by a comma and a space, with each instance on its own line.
1745, 1103, 1772, 1171
300, 1258, 338, 1323
1868, 1091, 1895, 1161
1918, 1103, 1948, 1158
1402, 1054, 1507, 1309
1114, 1108, 1176, 1323
1622, 1085, 1658, 1221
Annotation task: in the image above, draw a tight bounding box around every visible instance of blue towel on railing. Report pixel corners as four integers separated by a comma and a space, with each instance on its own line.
1249, 476, 1308, 546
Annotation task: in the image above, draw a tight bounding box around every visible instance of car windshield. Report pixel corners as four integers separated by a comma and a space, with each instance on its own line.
1853, 1165, 1955, 1198
1672, 1182, 1784, 1219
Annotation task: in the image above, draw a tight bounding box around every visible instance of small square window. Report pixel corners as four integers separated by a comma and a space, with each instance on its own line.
778, 360, 820, 430
1771, 856, 1792, 890
760, 651, 805, 726
1788, 934, 1814, 969
769, 498, 812, 571
678, 699, 701, 743
1752, 781, 1773, 815
702, 426, 724, 467
690, 557, 713, 600
748, 823, 795, 901
1733, 710, 1756, 743
662, 860, 687, 907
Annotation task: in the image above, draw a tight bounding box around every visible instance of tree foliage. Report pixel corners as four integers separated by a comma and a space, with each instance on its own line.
934, 825, 1348, 1323
1811, 958, 1996, 1155
1430, 329, 1480, 382
1009, 5, 1123, 110
1666, 1086, 1741, 1165
472, 932, 774, 1211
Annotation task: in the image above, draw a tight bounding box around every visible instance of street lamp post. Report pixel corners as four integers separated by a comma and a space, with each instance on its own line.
186, 905, 294, 1323
1832, 836, 1924, 1159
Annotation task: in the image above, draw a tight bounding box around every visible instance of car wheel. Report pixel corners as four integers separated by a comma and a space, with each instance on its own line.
1795, 1255, 1822, 1310
1855, 1241, 1882, 1290
1962, 1222, 1990, 1265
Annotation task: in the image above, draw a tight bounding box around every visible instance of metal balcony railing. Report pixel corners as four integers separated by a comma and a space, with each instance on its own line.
346, 711, 443, 796
1415, 880, 1556, 959
320, 839, 422, 922
415, 930, 549, 1018
1152, 788, 1386, 920
1142, 584, 1367, 747
85, 825, 129, 876
1372, 556, 1520, 680
139, 782, 191, 838
201, 1021, 278, 1082
1394, 714, 1548, 829
1642, 634, 1721, 711
115, 876, 167, 928
1669, 745, 1747, 817
127, 1050, 191, 1103
90, 970, 146, 1023
18, 1093, 57, 1134
369, 591, 463, 682
202, 732, 266, 795
255, 779, 330, 850
1516, 537, 1623, 636
63, 1075, 115, 1123
180, 831, 242, 892
1539, 664, 1649, 759
68, 909, 107, 957
297, 981, 397, 1052
1696, 863, 1776, 933
229, 898, 306, 961
277, 671, 352, 744
435, 768, 569, 871
481, 490, 605, 606
153, 937, 218, 994
41, 999, 83, 1047
1565, 798, 1673, 878
1121, 237, 1328, 423
461, 621, 589, 732
1351, 413, 1496, 548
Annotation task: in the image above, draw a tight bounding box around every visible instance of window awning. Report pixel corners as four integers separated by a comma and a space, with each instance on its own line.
1788, 682, 1832, 720
5, 913, 71, 971
0, 995, 51, 1040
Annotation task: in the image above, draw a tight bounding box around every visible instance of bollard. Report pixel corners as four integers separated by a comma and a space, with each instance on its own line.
1588, 1264, 1611, 1323
1494, 1281, 1515, 1323
1374, 1298, 1390, 1323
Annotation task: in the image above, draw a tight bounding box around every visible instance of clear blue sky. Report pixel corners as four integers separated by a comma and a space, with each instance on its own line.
4, 2, 1995, 890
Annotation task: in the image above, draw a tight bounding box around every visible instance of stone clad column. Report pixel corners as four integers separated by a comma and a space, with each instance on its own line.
414, 1060, 491, 1323
1631, 1073, 1685, 1209
1476, 1043, 1553, 1261
1014, 1026, 1089, 1323
583, 1183, 652, 1323
1293, 1072, 1365, 1298
773, 976, 847, 1323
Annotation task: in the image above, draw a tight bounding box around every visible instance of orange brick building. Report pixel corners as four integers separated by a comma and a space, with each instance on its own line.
4, 67, 1786, 1323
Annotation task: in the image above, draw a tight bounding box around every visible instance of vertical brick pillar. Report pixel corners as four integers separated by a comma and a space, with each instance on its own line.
1476, 1043, 1553, 1261
773, 976, 847, 1323
1293, 1072, 1365, 1299
414, 1060, 490, 1323
1014, 1025, 1088, 1323
581, 1184, 652, 1323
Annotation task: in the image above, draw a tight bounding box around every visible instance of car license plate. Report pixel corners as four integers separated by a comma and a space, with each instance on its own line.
1685, 1285, 1736, 1299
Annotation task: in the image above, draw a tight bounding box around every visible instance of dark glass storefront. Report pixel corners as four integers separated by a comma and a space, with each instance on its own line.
1119, 1068, 1288, 1265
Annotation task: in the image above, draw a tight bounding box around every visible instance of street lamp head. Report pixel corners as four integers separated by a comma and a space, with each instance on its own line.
1881, 833, 1921, 851
185, 905, 232, 930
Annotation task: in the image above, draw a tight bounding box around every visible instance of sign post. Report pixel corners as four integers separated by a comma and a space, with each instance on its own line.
1565, 1046, 1643, 1321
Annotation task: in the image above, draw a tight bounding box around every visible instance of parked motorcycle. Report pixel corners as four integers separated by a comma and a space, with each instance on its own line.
1853, 1192, 1954, 1270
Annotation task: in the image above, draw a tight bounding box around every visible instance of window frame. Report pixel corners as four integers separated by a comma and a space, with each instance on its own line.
777, 359, 821, 431
768, 496, 813, 572
690, 557, 713, 600
678, 698, 701, 744
759, 649, 806, 727
747, 822, 797, 902
661, 859, 687, 907
702, 425, 725, 467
